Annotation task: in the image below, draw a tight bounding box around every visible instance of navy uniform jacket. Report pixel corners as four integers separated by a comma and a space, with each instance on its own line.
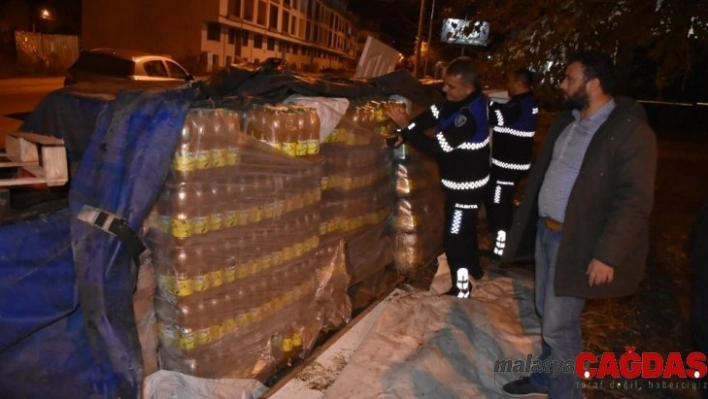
399, 91, 490, 205
489, 91, 538, 182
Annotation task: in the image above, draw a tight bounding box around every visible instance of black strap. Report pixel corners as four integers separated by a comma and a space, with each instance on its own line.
78, 205, 149, 268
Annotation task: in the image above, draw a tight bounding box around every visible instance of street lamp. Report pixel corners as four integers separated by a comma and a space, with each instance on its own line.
40, 9, 51, 20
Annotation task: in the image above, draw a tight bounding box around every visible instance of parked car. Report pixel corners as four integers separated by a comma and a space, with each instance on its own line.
64, 48, 194, 86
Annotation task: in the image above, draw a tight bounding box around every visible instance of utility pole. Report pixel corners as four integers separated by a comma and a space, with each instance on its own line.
413, 0, 426, 78
422, 0, 436, 77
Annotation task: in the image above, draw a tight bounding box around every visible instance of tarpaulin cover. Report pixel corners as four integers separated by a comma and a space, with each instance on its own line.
1, 87, 194, 398
198, 66, 444, 107
22, 89, 111, 163
0, 208, 107, 398
2, 65, 440, 397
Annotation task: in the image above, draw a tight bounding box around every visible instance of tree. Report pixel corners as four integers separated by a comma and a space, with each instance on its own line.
438, 0, 708, 106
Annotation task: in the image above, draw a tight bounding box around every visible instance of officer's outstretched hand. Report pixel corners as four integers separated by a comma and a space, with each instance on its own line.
385, 107, 409, 129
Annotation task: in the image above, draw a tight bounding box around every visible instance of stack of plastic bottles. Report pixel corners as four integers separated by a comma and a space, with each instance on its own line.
319, 100, 397, 284
146, 108, 349, 379
391, 105, 445, 276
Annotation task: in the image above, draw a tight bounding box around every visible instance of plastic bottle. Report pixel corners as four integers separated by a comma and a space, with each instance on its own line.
222, 110, 241, 167
236, 176, 251, 227
173, 112, 198, 182
306, 107, 321, 155
211, 109, 227, 171
295, 107, 308, 157
258, 105, 271, 145
176, 301, 198, 351
267, 106, 283, 151
170, 182, 208, 240
246, 104, 260, 141
193, 109, 213, 171
282, 108, 298, 157
172, 245, 202, 298
222, 174, 238, 229
206, 181, 223, 233
248, 176, 264, 225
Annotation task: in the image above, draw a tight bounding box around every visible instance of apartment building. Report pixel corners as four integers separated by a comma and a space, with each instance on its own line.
83, 0, 359, 73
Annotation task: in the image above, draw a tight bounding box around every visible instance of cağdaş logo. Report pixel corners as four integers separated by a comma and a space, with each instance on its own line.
576, 347, 707, 379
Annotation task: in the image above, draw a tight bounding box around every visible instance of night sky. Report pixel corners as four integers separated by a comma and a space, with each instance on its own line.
347, 0, 425, 55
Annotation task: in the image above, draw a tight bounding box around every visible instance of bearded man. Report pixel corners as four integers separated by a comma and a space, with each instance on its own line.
501, 51, 657, 398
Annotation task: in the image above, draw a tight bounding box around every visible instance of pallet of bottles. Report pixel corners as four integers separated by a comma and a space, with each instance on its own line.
392, 141, 445, 276
318, 99, 401, 284
146, 107, 350, 379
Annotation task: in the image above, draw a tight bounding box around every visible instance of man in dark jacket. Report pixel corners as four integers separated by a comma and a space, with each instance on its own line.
501, 51, 657, 398
386, 56, 489, 298
486, 68, 539, 259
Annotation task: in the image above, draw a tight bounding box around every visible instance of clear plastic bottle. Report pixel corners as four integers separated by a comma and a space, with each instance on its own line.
246, 104, 260, 141
193, 109, 213, 171
236, 176, 251, 227
295, 107, 308, 157
282, 108, 298, 157
176, 300, 198, 351
170, 182, 208, 239
222, 174, 238, 229
222, 110, 241, 167
306, 107, 321, 155
211, 109, 227, 170
258, 105, 270, 145
173, 113, 198, 182
207, 180, 223, 233
267, 106, 283, 151
173, 245, 204, 298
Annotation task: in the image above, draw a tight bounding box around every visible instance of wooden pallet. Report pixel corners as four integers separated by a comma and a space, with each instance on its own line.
0, 132, 68, 187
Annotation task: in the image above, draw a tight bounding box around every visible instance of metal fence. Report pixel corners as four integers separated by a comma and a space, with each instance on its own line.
13, 31, 79, 72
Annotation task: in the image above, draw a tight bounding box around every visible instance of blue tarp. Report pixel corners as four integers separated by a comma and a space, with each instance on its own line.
1, 65, 441, 397
0, 209, 107, 398
1, 87, 194, 398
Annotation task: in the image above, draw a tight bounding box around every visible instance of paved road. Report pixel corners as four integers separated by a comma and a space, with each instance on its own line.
0, 77, 64, 146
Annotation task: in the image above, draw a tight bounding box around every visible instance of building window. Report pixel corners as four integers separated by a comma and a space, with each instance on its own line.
291, 16, 297, 35
269, 4, 278, 30
242, 31, 249, 46
306, 22, 311, 40
228, 28, 237, 44
257, 1, 266, 25
284, 0, 290, 7
307, 0, 313, 17
328, 31, 332, 47
293, 44, 299, 54
314, 2, 320, 20
244, 0, 254, 21
267, 37, 275, 51
254, 34, 263, 49
283, 11, 290, 33
229, 0, 242, 17
207, 23, 221, 42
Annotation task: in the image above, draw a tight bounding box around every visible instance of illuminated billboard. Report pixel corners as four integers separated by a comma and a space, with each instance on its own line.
441, 19, 490, 46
